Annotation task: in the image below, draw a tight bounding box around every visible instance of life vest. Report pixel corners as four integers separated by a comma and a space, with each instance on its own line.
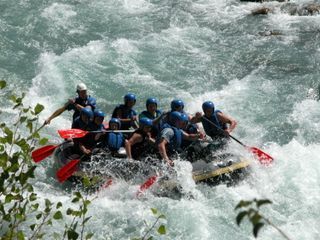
111, 104, 137, 130
67, 95, 96, 120
161, 123, 183, 152
139, 110, 161, 119
201, 110, 227, 139
106, 132, 124, 152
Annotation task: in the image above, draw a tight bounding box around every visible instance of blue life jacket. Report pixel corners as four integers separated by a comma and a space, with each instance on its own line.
106, 132, 124, 151
112, 104, 137, 130
201, 110, 227, 139
161, 123, 183, 152
139, 110, 162, 120
66, 95, 97, 120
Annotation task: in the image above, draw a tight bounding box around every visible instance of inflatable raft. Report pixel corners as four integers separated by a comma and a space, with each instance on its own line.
53, 141, 251, 189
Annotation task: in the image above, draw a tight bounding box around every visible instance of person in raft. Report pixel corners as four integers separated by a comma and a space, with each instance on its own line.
111, 93, 138, 130
125, 118, 156, 160
44, 83, 96, 125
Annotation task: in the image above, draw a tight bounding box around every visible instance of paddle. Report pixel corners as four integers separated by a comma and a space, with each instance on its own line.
136, 175, 158, 197
202, 116, 273, 164
31, 144, 59, 162
58, 129, 135, 139
56, 159, 80, 183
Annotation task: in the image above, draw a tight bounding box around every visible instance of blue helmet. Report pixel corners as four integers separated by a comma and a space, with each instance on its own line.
202, 101, 215, 112
146, 97, 158, 108
94, 109, 105, 118
109, 118, 121, 129
124, 93, 136, 103
81, 108, 93, 119
169, 111, 184, 127
139, 118, 153, 128
171, 99, 184, 111
180, 113, 189, 123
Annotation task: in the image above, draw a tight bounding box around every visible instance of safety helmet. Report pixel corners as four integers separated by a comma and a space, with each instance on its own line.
80, 108, 93, 119
169, 111, 184, 127
124, 93, 136, 103
180, 113, 189, 123
146, 98, 158, 108
202, 101, 215, 112
139, 118, 153, 128
171, 99, 184, 111
76, 83, 87, 91
109, 118, 121, 129
94, 109, 105, 118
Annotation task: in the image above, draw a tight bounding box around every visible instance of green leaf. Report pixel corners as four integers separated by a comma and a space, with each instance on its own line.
147, 237, 153, 240
0, 80, 6, 89
82, 177, 91, 188
250, 213, 262, 225
66, 208, 73, 215
71, 197, 79, 203
39, 137, 49, 145
158, 214, 166, 219
67, 229, 79, 240
17, 230, 25, 240
20, 116, 27, 123
236, 211, 248, 226
53, 211, 63, 220
85, 233, 94, 239
235, 200, 252, 210
74, 192, 82, 198
83, 216, 92, 224
29, 193, 37, 201
5, 194, 14, 203
253, 222, 264, 237
26, 121, 33, 133
34, 104, 44, 115
45, 198, 52, 208
256, 199, 272, 208
157, 225, 166, 235
151, 208, 158, 215
36, 213, 42, 220
30, 224, 36, 231
32, 203, 39, 210
56, 202, 62, 209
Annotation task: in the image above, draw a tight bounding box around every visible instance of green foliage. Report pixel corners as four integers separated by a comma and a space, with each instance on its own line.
235, 198, 291, 240
133, 208, 167, 240
0, 81, 94, 240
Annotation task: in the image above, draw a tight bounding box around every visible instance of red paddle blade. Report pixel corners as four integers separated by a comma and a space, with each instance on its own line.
136, 175, 158, 197
58, 129, 88, 139
32, 145, 58, 162
249, 147, 273, 165
56, 159, 80, 183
